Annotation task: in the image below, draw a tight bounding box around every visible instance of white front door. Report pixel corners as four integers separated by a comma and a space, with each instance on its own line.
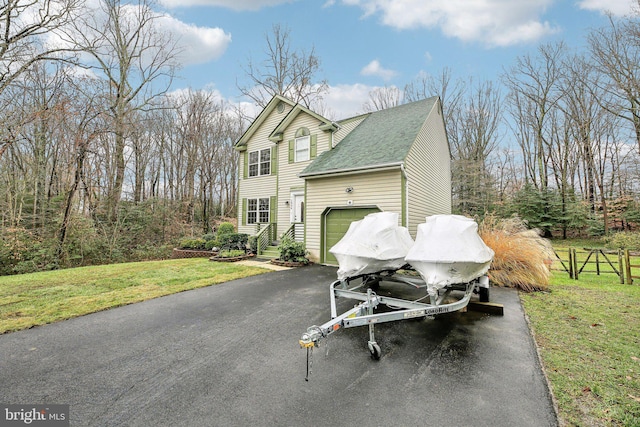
291, 192, 304, 223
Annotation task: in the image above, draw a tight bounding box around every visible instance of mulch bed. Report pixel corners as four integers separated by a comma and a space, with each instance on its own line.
209, 254, 255, 262
270, 259, 311, 267
172, 248, 217, 259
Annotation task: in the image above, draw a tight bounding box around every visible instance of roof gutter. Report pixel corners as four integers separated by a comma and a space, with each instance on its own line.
300, 161, 404, 179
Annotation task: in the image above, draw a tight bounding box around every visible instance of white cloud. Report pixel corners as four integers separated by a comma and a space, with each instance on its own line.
361, 59, 398, 81
65, 66, 100, 80
578, 0, 636, 16
167, 85, 224, 101
46, 3, 231, 68
323, 83, 379, 119
216, 82, 395, 121
158, 0, 296, 11
336, 0, 560, 47
168, 86, 262, 121
159, 15, 231, 65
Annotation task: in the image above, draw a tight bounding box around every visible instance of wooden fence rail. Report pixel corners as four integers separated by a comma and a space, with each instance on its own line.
553, 247, 640, 284
624, 250, 640, 285
552, 248, 573, 277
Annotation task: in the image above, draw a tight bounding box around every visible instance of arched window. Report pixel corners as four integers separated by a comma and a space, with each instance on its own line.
294, 127, 310, 162
295, 127, 310, 138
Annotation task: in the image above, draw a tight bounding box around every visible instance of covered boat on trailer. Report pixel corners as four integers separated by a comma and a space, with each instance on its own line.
329, 212, 414, 280
299, 213, 495, 375
405, 214, 494, 299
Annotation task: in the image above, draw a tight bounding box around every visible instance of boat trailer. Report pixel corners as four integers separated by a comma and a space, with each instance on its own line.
299, 269, 489, 379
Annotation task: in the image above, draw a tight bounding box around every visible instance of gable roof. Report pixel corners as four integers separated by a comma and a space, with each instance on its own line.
268, 103, 338, 142
234, 95, 295, 151
299, 96, 439, 178
235, 95, 339, 149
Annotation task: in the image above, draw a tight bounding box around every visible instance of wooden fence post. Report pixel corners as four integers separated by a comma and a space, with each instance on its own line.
569, 248, 574, 279
618, 249, 625, 284
625, 249, 633, 285
572, 248, 579, 281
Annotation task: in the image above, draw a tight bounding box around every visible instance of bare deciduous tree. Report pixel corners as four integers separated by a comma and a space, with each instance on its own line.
362, 86, 401, 112
588, 12, 640, 153
450, 79, 502, 215
0, 0, 82, 158
57, 76, 105, 258
503, 42, 567, 193
69, 0, 180, 220
404, 68, 466, 157
238, 23, 328, 110
404, 68, 465, 112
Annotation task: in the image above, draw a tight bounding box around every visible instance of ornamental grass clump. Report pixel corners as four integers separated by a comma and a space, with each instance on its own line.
479, 215, 554, 292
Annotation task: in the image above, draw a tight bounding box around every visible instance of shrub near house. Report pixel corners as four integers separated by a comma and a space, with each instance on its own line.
277, 236, 309, 264
176, 222, 248, 259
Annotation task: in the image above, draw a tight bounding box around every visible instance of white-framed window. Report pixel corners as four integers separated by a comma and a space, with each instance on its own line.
260, 149, 271, 175
247, 197, 269, 224
295, 135, 310, 162
247, 198, 257, 224
248, 148, 270, 177
258, 198, 270, 223
294, 127, 311, 162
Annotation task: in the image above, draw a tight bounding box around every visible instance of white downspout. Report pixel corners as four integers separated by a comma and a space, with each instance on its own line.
400, 163, 409, 231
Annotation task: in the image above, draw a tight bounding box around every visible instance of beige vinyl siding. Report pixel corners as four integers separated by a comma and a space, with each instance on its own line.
237, 104, 292, 235
334, 116, 367, 146
305, 169, 403, 262
237, 178, 277, 235
404, 100, 452, 236
276, 113, 333, 237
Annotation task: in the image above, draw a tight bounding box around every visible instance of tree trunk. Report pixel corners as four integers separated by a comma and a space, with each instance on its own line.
57, 142, 87, 261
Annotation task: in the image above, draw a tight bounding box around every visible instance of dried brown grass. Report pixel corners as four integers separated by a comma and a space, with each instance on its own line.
479, 215, 554, 292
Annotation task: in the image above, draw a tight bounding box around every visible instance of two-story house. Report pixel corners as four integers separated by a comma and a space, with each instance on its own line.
234, 94, 451, 264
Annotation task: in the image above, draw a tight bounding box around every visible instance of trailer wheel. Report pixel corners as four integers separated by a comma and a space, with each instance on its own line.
479, 286, 490, 302
369, 343, 381, 360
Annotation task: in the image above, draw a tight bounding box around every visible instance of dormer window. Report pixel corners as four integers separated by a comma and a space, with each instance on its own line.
295, 127, 310, 162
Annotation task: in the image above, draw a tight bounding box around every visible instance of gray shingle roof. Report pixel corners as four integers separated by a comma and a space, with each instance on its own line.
299, 96, 438, 177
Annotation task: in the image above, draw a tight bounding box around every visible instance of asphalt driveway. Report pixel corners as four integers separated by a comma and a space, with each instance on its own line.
0, 265, 557, 426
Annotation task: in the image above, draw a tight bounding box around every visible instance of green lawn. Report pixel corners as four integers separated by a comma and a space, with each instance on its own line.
0, 258, 268, 334
551, 242, 626, 280
521, 272, 640, 426
1, 255, 638, 425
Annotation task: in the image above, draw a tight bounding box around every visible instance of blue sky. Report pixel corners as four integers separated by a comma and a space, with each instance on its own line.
152, 0, 637, 119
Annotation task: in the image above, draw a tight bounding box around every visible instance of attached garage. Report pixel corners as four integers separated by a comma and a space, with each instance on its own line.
321, 206, 381, 264
297, 96, 450, 265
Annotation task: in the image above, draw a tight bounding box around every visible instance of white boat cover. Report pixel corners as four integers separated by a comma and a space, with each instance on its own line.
405, 215, 494, 291
330, 212, 414, 280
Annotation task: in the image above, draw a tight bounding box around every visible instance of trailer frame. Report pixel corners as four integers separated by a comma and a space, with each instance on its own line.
299, 270, 489, 361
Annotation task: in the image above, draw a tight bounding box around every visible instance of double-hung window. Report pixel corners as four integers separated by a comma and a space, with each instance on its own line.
247, 198, 269, 224
247, 199, 257, 224
295, 135, 310, 162
258, 198, 270, 223
259, 149, 271, 175
294, 127, 310, 162
289, 127, 315, 164
248, 148, 270, 177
